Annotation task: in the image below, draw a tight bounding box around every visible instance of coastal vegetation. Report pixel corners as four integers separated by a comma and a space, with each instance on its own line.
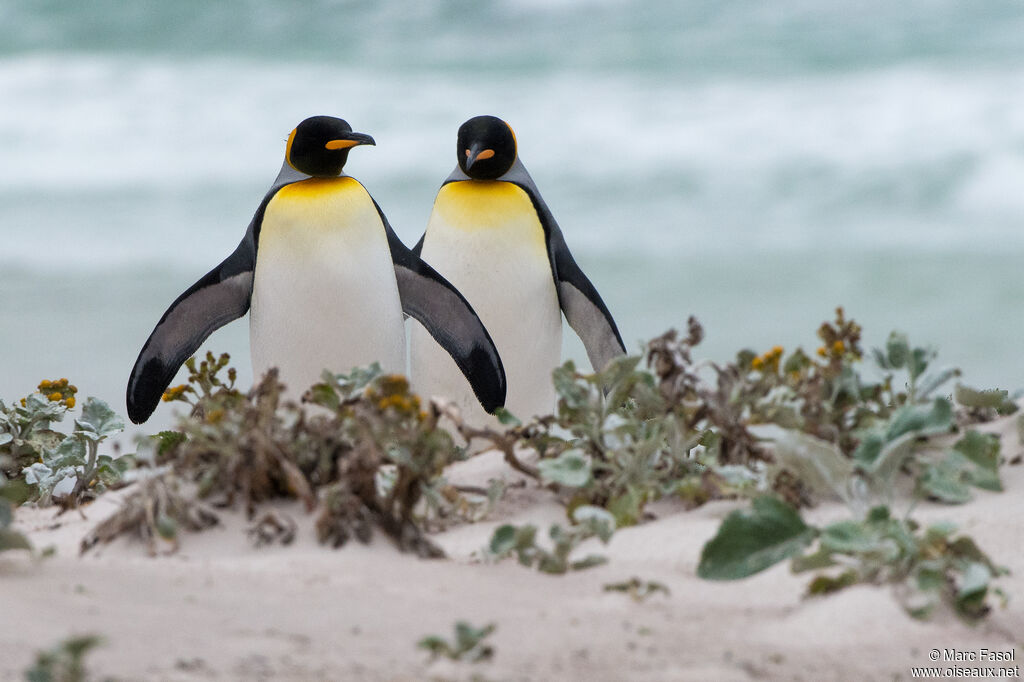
2, 310, 1015, 640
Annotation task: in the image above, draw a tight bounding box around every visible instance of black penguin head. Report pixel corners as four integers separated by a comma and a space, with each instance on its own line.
285, 115, 375, 177
457, 115, 517, 180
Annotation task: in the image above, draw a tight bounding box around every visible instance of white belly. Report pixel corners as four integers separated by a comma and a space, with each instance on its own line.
409, 180, 562, 425
250, 177, 405, 398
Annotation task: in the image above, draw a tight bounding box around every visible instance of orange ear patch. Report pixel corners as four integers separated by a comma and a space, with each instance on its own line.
285, 128, 298, 159
476, 149, 495, 161
505, 121, 517, 149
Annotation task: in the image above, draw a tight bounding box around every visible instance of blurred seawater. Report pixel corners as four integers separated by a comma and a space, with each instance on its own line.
2, 0, 1024, 435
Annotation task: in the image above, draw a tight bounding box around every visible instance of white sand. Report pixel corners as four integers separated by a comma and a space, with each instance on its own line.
1, 416, 1022, 682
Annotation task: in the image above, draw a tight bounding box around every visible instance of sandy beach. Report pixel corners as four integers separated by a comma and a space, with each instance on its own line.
1, 412, 1021, 682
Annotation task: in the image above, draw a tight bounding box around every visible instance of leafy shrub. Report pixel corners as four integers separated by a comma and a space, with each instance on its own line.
698, 498, 1006, 621
88, 354, 479, 556
1, 381, 128, 508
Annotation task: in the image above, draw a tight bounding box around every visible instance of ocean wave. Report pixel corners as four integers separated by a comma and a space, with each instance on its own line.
2, 53, 1024, 268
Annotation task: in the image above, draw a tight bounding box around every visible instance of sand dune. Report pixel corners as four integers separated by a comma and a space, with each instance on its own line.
2, 418, 1022, 681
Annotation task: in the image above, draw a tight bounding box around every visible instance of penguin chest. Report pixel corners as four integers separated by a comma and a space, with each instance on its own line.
250, 177, 405, 392
413, 180, 562, 420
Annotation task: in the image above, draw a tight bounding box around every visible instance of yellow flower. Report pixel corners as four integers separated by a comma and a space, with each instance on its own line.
161, 384, 189, 402
816, 346, 827, 357
38, 379, 52, 389
65, 397, 76, 409
832, 340, 845, 354
771, 346, 784, 357
48, 392, 62, 402
379, 374, 410, 396
751, 356, 764, 370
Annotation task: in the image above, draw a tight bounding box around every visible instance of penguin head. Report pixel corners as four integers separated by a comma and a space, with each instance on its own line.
285, 116, 375, 177
457, 115, 517, 180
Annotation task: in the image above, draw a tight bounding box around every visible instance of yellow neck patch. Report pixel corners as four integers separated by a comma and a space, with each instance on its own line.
434, 180, 537, 231
275, 176, 358, 200
262, 176, 379, 243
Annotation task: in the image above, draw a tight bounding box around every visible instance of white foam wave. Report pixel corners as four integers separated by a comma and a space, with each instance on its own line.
2, 53, 1024, 268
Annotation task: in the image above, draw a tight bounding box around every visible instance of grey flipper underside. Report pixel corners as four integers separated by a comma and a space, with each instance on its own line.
125, 182, 290, 424
438, 160, 627, 371
373, 200, 507, 413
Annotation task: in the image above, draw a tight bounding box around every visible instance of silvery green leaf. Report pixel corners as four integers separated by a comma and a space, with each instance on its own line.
74, 398, 124, 441
601, 355, 644, 407
715, 465, 763, 488
954, 384, 1018, 415
308, 379, 340, 410
953, 430, 1001, 492
917, 435, 1002, 504
790, 546, 837, 573
374, 466, 397, 498
884, 398, 953, 441
494, 407, 521, 426
45, 436, 87, 468
957, 561, 992, 601
757, 425, 855, 503
915, 367, 961, 400
23, 462, 53, 486
569, 555, 609, 570
607, 487, 647, 527
330, 363, 382, 396
537, 449, 592, 488
861, 431, 917, 482
571, 505, 616, 542
601, 355, 642, 386
820, 520, 885, 554
698, 496, 816, 580
909, 346, 934, 381
755, 387, 804, 429
553, 361, 591, 410
0, 432, 11, 447
15, 394, 66, 431
885, 332, 911, 369
26, 429, 64, 453
488, 524, 519, 556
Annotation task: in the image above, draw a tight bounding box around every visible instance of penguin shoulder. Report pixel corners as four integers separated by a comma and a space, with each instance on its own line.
264, 175, 380, 227
433, 180, 539, 230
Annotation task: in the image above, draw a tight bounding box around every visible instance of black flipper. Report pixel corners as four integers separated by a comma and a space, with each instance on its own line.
500, 162, 626, 371
374, 202, 507, 413
125, 201, 271, 424
547, 224, 626, 370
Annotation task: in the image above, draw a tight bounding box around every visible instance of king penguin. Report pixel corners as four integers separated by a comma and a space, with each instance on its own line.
127, 115, 506, 424
409, 115, 625, 424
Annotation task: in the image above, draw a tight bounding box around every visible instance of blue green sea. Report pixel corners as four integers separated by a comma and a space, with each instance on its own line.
2, 1, 1024, 435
